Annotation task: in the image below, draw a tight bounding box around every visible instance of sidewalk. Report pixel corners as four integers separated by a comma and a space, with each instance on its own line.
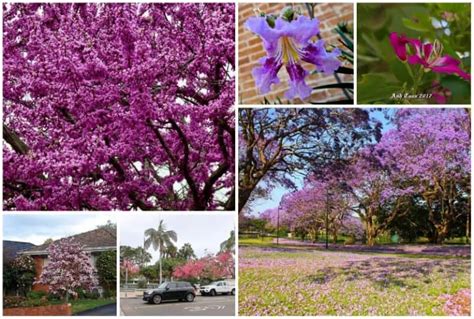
75, 303, 117, 316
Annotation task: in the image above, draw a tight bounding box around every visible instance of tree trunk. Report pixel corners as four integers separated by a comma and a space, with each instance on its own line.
365, 214, 376, 246
466, 211, 470, 244
238, 187, 253, 213
332, 230, 338, 244
159, 251, 163, 284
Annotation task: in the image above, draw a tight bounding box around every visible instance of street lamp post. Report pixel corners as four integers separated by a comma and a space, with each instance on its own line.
325, 188, 329, 250
276, 204, 280, 245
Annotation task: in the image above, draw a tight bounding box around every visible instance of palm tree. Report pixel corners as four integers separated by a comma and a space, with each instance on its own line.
144, 220, 177, 284
163, 245, 177, 258
220, 230, 235, 253
177, 243, 196, 260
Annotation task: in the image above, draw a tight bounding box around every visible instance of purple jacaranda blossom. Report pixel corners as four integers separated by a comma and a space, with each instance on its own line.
245, 15, 341, 99
389, 32, 470, 81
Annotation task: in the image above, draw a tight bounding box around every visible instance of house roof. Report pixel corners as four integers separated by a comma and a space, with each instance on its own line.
21, 227, 116, 256
3, 240, 35, 262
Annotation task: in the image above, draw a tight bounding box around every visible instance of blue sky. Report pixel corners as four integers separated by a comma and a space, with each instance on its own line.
248, 109, 395, 216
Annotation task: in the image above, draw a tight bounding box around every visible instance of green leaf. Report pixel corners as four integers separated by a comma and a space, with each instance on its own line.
402, 14, 432, 32
390, 61, 413, 85
440, 75, 470, 104
335, 27, 353, 52
357, 73, 400, 104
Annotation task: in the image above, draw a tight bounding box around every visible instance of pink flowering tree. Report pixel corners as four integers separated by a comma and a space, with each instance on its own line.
3, 3, 235, 211
173, 251, 234, 282
36, 238, 97, 302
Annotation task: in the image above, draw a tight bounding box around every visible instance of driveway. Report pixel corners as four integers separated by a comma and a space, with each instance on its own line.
75, 303, 117, 316
120, 296, 235, 316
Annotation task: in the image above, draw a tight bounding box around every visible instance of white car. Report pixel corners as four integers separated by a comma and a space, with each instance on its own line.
200, 280, 235, 296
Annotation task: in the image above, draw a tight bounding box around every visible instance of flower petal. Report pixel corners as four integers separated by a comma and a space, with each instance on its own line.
251, 57, 282, 94
389, 32, 409, 61
432, 92, 447, 104
274, 15, 319, 44
245, 16, 280, 54
407, 54, 427, 67
301, 40, 341, 73
431, 55, 471, 81
285, 63, 311, 100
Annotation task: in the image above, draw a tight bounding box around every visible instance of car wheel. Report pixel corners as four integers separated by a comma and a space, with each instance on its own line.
210, 289, 216, 296
152, 295, 162, 304
231, 289, 235, 296
186, 293, 195, 302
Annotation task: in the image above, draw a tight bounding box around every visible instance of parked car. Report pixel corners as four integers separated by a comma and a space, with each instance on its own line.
143, 281, 195, 304
200, 280, 235, 296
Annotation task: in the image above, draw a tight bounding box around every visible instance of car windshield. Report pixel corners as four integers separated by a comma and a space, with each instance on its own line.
209, 281, 220, 285
157, 282, 168, 289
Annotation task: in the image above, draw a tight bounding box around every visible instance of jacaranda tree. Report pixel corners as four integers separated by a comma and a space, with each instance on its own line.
259, 108, 470, 245
3, 3, 235, 211
238, 108, 381, 212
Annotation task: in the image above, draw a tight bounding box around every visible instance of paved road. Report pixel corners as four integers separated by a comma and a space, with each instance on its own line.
75, 303, 117, 316
120, 296, 235, 316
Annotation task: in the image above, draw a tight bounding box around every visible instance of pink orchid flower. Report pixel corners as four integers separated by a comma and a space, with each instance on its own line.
389, 32, 470, 81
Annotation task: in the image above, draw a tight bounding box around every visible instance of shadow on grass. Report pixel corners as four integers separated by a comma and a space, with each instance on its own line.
305, 258, 470, 289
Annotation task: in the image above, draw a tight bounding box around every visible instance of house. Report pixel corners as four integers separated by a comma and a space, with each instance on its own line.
20, 227, 116, 292
3, 240, 35, 263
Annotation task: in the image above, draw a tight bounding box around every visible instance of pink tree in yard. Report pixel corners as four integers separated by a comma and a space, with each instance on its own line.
36, 238, 97, 301
3, 3, 235, 211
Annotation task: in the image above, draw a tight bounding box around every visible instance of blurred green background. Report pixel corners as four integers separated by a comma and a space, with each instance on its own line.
357, 3, 471, 104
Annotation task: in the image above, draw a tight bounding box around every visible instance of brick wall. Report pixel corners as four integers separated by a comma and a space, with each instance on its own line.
238, 3, 353, 104
3, 304, 72, 316
32, 256, 48, 292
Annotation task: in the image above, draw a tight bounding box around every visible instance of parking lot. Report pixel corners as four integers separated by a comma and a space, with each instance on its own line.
120, 295, 235, 316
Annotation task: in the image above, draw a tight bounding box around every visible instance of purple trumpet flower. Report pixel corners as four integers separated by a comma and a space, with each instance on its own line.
245, 15, 342, 100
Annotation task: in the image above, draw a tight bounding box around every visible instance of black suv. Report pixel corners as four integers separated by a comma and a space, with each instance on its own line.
143, 281, 196, 304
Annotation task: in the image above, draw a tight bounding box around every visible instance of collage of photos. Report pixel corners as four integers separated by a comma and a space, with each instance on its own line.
1, 1, 472, 318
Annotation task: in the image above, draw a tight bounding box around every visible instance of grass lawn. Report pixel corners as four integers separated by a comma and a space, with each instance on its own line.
239, 237, 275, 246
70, 298, 116, 314
239, 247, 470, 316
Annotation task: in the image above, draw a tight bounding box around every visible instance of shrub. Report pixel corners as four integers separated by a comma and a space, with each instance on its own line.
26, 291, 47, 300
344, 236, 356, 245
137, 279, 147, 289
96, 250, 117, 294
3, 295, 51, 308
